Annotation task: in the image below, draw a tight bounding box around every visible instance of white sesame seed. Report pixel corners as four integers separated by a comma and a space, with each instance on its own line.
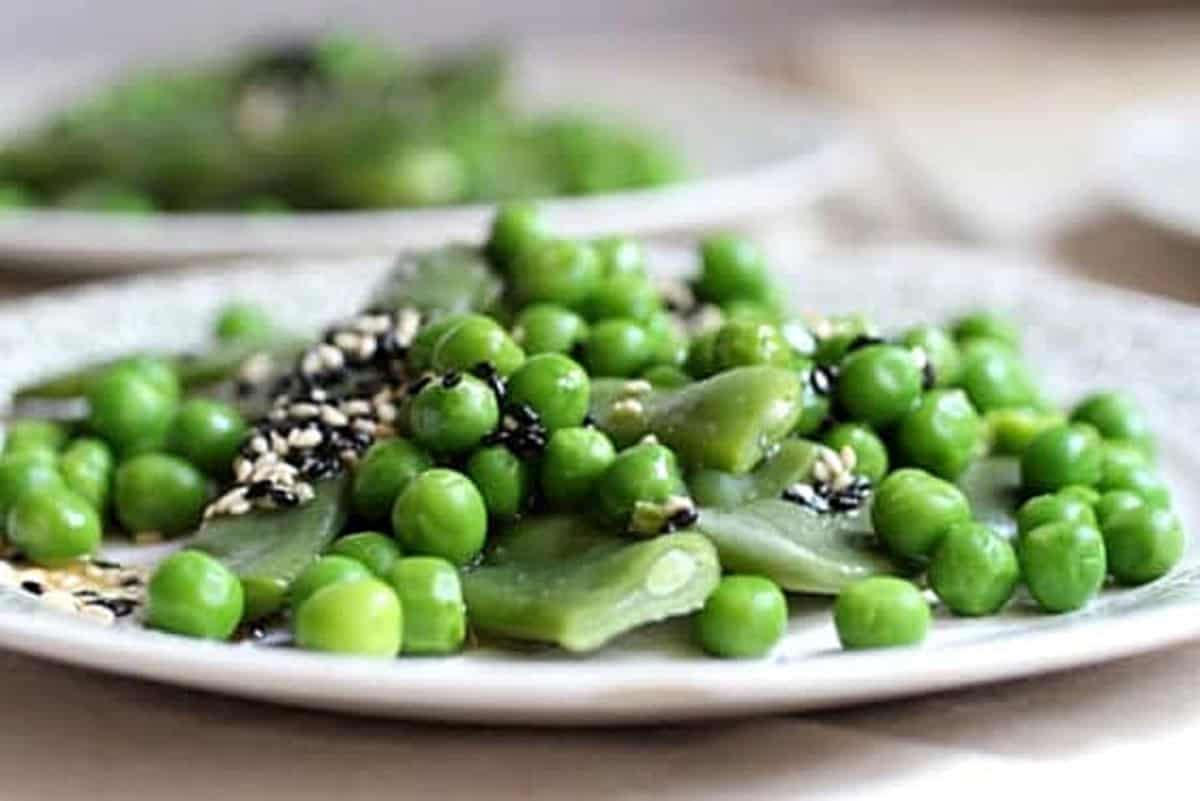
340, 450, 360, 465
663, 495, 694, 515
289, 402, 319, 419
84, 564, 104, 579
813, 461, 831, 483
353, 314, 392, 335
316, 344, 345, 370
288, 427, 323, 449
0, 561, 16, 586
320, 406, 349, 427
309, 388, 327, 402
622, 379, 653, 397
375, 403, 397, 423
270, 432, 289, 455
234, 458, 253, 481
612, 398, 645, 417
352, 419, 377, 435
237, 352, 274, 385
333, 331, 362, 351
395, 309, 421, 345
42, 590, 80, 614
342, 399, 371, 416
80, 604, 115, 626
639, 433, 660, 445
228, 500, 252, 516
356, 337, 377, 361
295, 483, 316, 503
52, 572, 83, 590
249, 435, 269, 454
832, 471, 854, 492
268, 408, 287, 422
301, 352, 323, 375
839, 445, 858, 472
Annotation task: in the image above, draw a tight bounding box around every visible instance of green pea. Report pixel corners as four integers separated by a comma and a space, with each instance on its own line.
512, 304, 589, 355
951, 310, 1021, 350
644, 314, 690, 369
822, 423, 888, 483
351, 439, 432, 525
892, 388, 982, 481
1095, 490, 1145, 528
168, 399, 247, 476
695, 233, 771, 304
214, 302, 273, 343
408, 374, 500, 453
7, 486, 101, 566
1097, 458, 1170, 508
147, 550, 244, 640
641, 364, 692, 389
389, 556, 467, 655
114, 453, 209, 536
330, 532, 403, 577
984, 408, 1065, 456
929, 522, 1019, 616
0, 452, 63, 522
3, 420, 68, 457
835, 345, 923, 428
86, 366, 178, 456
592, 237, 645, 277
584, 273, 660, 322
1100, 439, 1151, 471
407, 314, 467, 372
813, 314, 879, 365
1020, 423, 1103, 494
506, 353, 590, 432
467, 445, 531, 519
511, 239, 601, 307
288, 555, 372, 610
584, 319, 653, 377
1018, 522, 1106, 613
294, 577, 402, 657
1101, 506, 1184, 586
1016, 493, 1097, 537
791, 361, 831, 437
430, 315, 525, 376
110, 356, 181, 404
899, 325, 961, 386
597, 442, 682, 524
834, 577, 929, 650
392, 468, 487, 565
59, 438, 114, 514
710, 320, 791, 372
871, 468, 971, 558
1071, 391, 1154, 458
694, 575, 788, 658
541, 427, 617, 509
722, 300, 778, 325
487, 202, 550, 269
956, 342, 1038, 412
1057, 485, 1101, 507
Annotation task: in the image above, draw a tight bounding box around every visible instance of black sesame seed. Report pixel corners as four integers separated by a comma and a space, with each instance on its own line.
20, 580, 43, 596
511, 403, 540, 425
245, 480, 274, 500
441, 370, 463, 389
664, 506, 699, 532
269, 488, 300, 507
922, 361, 937, 390
120, 576, 143, 588
408, 376, 433, 396
88, 598, 137, 617
582, 413, 597, 428
91, 559, 121, 569
810, 365, 836, 397
846, 334, 886, 353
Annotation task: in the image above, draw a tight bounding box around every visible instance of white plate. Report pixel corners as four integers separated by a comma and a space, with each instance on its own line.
1, 245, 1198, 725
0, 50, 865, 271
1102, 96, 1200, 238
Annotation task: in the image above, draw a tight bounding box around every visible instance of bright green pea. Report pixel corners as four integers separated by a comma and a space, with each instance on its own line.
951, 310, 1021, 350
1016, 493, 1097, 537
430, 314, 525, 376
214, 302, 273, 343
791, 361, 831, 437
644, 313, 689, 369
1097, 458, 1170, 508
899, 325, 961, 387
288, 555, 372, 610
351, 439, 432, 525
929, 522, 1019, 616
407, 314, 467, 372
813, 315, 879, 365
168, 399, 247, 476
584, 319, 653, 377
541, 427, 617, 509
487, 202, 550, 269
984, 408, 1065, 456
956, 342, 1038, 412
467, 445, 531, 519
294, 577, 402, 657
822, 423, 888, 483
1018, 522, 1106, 613
147, 550, 244, 640
0, 452, 63, 522
511, 239, 601, 307
7, 486, 101, 566
330, 532, 403, 578
871, 468, 971, 558
1101, 506, 1184, 586
834, 577, 930, 650
597, 442, 682, 524
1071, 391, 1154, 458
892, 388, 982, 481
584, 273, 660, 322
592, 237, 645, 277
694, 575, 788, 658
114, 453, 209, 536
711, 320, 791, 372
59, 438, 114, 514
505, 353, 590, 431
408, 374, 500, 453
1020, 423, 1103, 494
4, 420, 68, 457
512, 304, 589, 355
389, 556, 467, 655
1058, 485, 1101, 507
1095, 490, 1145, 528
87, 366, 178, 456
109, 356, 180, 404
835, 344, 923, 428
392, 468, 487, 565
695, 233, 771, 304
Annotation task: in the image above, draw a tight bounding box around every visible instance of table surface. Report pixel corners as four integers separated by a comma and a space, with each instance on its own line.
3, 12, 1200, 799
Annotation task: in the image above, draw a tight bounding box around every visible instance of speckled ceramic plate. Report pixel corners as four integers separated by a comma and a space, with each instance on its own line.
0, 49, 864, 271
0, 245, 1198, 725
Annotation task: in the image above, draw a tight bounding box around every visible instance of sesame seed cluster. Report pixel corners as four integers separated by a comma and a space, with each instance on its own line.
0, 557, 146, 626
781, 445, 873, 514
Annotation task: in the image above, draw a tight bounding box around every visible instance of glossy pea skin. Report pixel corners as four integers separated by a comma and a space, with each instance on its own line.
4, 420, 68, 457
58, 437, 114, 514
389, 556, 467, 655
7, 486, 101, 566
0, 452, 63, 521
641, 364, 692, 389
929, 522, 1019, 616
951, 310, 1021, 350
822, 423, 888, 483
984, 408, 1065, 456
644, 313, 690, 369
406, 314, 467, 372
899, 325, 961, 387
294, 577, 402, 657
694, 575, 788, 658
584, 319, 653, 377
511, 239, 601, 308
1020, 423, 1103, 494
791, 361, 832, 437
330, 532, 403, 578
1016, 493, 1097, 537
168, 399, 247, 476
835, 345, 923, 428
871, 468, 971, 558
1101, 506, 1185, 586
467, 445, 531, 519
711, 320, 792, 372
351, 438, 431, 525
1057, 484, 1101, 507
109, 356, 181, 404
430, 315, 525, 376
584, 273, 660, 322
147, 550, 244, 640
892, 388, 982, 481
505, 353, 590, 432
1018, 522, 1107, 613
813, 314, 879, 365
408, 374, 500, 453
695, 233, 771, 304
834, 577, 930, 650
487, 202, 550, 269
1097, 458, 1171, 509
288, 555, 372, 610
597, 442, 682, 524
1071, 391, 1154, 458
592, 237, 646, 278
540, 426, 617, 508
392, 468, 487, 565
86, 367, 178, 456
956, 342, 1038, 412
512, 304, 589, 355
114, 453, 209, 536
214, 302, 273, 343
1095, 490, 1145, 528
